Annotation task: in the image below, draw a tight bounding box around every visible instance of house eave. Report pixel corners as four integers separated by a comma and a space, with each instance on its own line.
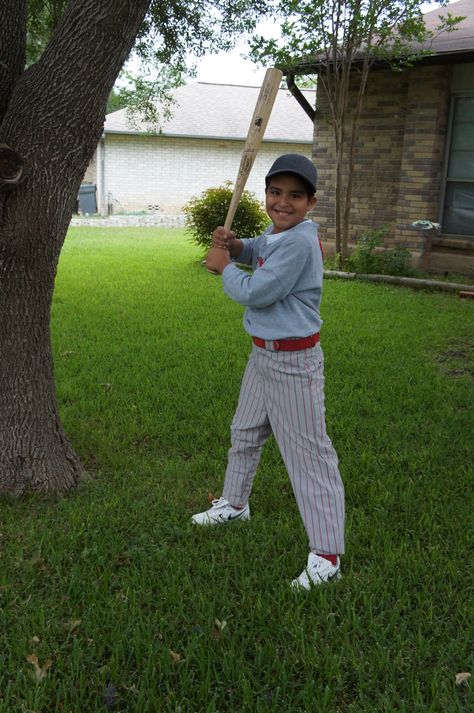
102, 129, 311, 144
282, 49, 474, 77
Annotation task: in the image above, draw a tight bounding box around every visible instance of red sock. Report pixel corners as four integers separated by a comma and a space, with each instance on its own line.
316, 554, 338, 566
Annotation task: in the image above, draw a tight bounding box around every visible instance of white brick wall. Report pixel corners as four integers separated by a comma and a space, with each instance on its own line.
83, 151, 96, 184
90, 134, 312, 214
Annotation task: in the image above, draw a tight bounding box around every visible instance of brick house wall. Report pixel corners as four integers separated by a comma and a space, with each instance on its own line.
394, 66, 452, 250
297, 0, 474, 275
314, 64, 452, 258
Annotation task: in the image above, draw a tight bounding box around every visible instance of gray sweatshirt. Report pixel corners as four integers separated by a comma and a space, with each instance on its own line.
221, 219, 323, 340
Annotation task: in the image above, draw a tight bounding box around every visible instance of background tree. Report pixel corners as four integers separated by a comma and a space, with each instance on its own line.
250, 0, 463, 263
106, 89, 128, 115
0, 0, 269, 496
26, 0, 69, 66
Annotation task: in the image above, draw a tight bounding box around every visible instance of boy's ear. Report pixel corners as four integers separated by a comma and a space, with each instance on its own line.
308, 195, 317, 210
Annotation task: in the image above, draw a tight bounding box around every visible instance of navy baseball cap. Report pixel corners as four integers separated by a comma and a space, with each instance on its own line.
265, 154, 317, 193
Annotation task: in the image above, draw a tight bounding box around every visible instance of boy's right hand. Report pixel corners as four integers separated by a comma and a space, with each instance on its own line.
212, 226, 238, 254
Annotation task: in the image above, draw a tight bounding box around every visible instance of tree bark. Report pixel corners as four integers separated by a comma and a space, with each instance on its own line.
0, 0, 151, 495
0, 0, 27, 122
341, 58, 370, 263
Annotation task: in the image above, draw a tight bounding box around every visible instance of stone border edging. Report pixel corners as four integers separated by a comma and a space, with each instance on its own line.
324, 270, 474, 295
70, 214, 185, 227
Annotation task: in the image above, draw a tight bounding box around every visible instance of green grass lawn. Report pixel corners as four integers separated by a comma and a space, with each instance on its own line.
1, 227, 473, 712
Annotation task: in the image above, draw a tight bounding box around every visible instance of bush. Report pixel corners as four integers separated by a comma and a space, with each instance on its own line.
345, 225, 413, 277
380, 245, 413, 276
345, 224, 388, 274
183, 182, 268, 251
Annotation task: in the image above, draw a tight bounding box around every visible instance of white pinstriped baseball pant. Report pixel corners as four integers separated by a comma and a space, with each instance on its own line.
222, 343, 345, 554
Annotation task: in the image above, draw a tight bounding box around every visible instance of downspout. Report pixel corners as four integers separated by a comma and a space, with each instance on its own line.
286, 72, 316, 122
100, 134, 106, 215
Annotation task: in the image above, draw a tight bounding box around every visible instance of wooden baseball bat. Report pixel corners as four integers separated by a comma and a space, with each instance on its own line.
223, 67, 283, 231
206, 67, 283, 273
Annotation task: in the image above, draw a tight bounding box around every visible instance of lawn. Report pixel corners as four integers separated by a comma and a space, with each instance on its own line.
1, 227, 473, 712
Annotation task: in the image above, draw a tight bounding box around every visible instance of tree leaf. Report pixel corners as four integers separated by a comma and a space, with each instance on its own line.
62, 619, 82, 631
169, 649, 182, 664
214, 618, 227, 631
26, 654, 52, 682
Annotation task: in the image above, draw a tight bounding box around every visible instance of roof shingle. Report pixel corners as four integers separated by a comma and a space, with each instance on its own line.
105, 82, 315, 143
421, 0, 474, 54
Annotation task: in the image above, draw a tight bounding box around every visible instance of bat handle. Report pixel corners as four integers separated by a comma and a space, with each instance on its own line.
223, 194, 240, 232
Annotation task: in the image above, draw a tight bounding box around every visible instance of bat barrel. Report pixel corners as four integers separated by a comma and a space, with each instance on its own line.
223, 67, 282, 232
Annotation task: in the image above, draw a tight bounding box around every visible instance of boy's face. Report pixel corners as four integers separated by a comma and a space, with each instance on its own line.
265, 173, 317, 234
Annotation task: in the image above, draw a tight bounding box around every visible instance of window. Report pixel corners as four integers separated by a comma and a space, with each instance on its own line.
442, 96, 474, 238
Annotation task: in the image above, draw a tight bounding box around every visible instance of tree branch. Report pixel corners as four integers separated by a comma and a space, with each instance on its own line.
1, 0, 151, 190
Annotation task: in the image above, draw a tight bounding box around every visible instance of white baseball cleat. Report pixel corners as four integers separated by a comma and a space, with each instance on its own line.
191, 497, 250, 526
291, 553, 341, 590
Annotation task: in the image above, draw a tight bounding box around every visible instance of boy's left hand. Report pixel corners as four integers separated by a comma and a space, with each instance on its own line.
205, 246, 231, 274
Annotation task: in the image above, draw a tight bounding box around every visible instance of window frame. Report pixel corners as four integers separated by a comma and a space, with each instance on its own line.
439, 91, 474, 241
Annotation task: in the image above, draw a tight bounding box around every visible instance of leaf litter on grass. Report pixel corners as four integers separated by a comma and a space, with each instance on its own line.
436, 339, 474, 379
26, 654, 52, 682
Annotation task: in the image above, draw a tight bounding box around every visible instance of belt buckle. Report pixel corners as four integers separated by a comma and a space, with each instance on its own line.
273, 340, 280, 351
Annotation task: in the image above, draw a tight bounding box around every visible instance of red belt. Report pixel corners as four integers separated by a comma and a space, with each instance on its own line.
252, 333, 319, 351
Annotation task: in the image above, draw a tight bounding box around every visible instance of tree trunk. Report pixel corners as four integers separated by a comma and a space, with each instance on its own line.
341, 57, 371, 264
0, 0, 27, 121
0, 0, 150, 495
334, 149, 343, 258
1, 266, 83, 495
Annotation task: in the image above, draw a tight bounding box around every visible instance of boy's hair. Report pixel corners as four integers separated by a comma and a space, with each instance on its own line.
265, 154, 317, 197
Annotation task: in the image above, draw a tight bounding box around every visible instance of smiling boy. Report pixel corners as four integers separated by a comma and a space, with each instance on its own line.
193, 154, 345, 590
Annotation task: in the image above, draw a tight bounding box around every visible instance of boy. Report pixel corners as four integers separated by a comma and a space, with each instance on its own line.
192, 154, 345, 590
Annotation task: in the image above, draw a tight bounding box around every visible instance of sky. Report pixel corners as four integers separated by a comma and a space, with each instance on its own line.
190, 21, 272, 87
192, 48, 267, 87
190, 0, 460, 86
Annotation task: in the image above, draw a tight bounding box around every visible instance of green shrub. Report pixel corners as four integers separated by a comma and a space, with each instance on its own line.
183, 182, 268, 251
345, 225, 413, 277
380, 245, 413, 276
345, 225, 389, 274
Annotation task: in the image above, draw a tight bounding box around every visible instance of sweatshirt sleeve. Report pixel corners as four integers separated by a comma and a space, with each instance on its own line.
235, 238, 254, 266
222, 233, 312, 308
